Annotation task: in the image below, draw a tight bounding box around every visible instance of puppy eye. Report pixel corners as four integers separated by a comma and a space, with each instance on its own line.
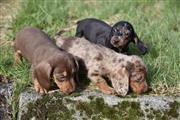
115, 32, 120, 36
56, 74, 66, 81
114, 32, 122, 36
113, 29, 119, 32
61, 75, 67, 80
135, 79, 141, 83
125, 33, 129, 36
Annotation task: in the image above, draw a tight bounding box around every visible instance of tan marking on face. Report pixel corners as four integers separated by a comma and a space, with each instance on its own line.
110, 36, 128, 48
53, 74, 75, 94
33, 78, 48, 94
130, 80, 148, 94
130, 71, 148, 94
63, 71, 67, 77
55, 79, 75, 94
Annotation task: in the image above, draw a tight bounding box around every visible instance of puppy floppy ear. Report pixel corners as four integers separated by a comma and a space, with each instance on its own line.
74, 57, 79, 71
34, 61, 52, 90
133, 33, 148, 54
111, 67, 129, 96
73, 56, 80, 85
109, 27, 115, 38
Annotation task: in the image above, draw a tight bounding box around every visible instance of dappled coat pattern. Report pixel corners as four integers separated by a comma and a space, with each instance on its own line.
55, 36, 148, 96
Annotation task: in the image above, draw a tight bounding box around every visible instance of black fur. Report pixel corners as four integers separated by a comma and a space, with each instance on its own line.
75, 18, 148, 54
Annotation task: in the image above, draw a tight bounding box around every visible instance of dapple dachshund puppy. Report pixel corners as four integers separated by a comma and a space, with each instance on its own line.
55, 36, 148, 96
14, 27, 79, 94
75, 18, 147, 54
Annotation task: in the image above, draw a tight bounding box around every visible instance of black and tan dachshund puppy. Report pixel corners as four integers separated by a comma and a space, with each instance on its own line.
75, 18, 148, 54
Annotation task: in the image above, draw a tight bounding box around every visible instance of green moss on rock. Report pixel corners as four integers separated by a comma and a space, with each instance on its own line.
20, 93, 75, 120
167, 100, 180, 118
20, 94, 180, 120
76, 97, 144, 120
144, 100, 180, 120
69, 92, 81, 97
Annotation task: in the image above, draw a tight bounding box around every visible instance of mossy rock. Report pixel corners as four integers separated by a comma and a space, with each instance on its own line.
18, 89, 180, 120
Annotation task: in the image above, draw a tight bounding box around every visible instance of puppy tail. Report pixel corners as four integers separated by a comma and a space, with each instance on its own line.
55, 25, 76, 36
75, 18, 84, 24
76, 20, 82, 25
55, 29, 65, 36
54, 26, 75, 41
55, 19, 81, 36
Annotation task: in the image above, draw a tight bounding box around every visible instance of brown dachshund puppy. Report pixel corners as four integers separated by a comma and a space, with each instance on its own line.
55, 36, 148, 96
14, 27, 79, 94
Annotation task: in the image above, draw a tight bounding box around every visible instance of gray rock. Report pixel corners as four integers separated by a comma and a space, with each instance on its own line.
18, 89, 180, 120
0, 82, 13, 120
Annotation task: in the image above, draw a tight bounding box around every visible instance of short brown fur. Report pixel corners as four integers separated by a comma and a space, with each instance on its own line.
14, 27, 79, 94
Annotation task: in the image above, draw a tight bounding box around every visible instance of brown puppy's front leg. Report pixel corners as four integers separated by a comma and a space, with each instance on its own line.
33, 78, 48, 94
33, 62, 52, 93
88, 74, 115, 95
14, 50, 22, 65
32, 68, 48, 94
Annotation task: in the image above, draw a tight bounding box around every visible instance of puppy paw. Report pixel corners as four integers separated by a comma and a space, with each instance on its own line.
101, 87, 116, 95
34, 84, 48, 94
96, 81, 116, 95
39, 89, 48, 94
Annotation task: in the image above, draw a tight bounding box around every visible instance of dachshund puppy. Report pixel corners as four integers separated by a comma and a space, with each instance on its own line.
55, 36, 148, 96
75, 18, 147, 54
14, 27, 79, 94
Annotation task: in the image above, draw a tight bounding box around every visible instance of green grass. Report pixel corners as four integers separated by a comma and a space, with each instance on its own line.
0, 0, 180, 119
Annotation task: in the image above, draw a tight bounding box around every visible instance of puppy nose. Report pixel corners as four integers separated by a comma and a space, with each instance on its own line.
64, 88, 74, 94
114, 38, 120, 42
